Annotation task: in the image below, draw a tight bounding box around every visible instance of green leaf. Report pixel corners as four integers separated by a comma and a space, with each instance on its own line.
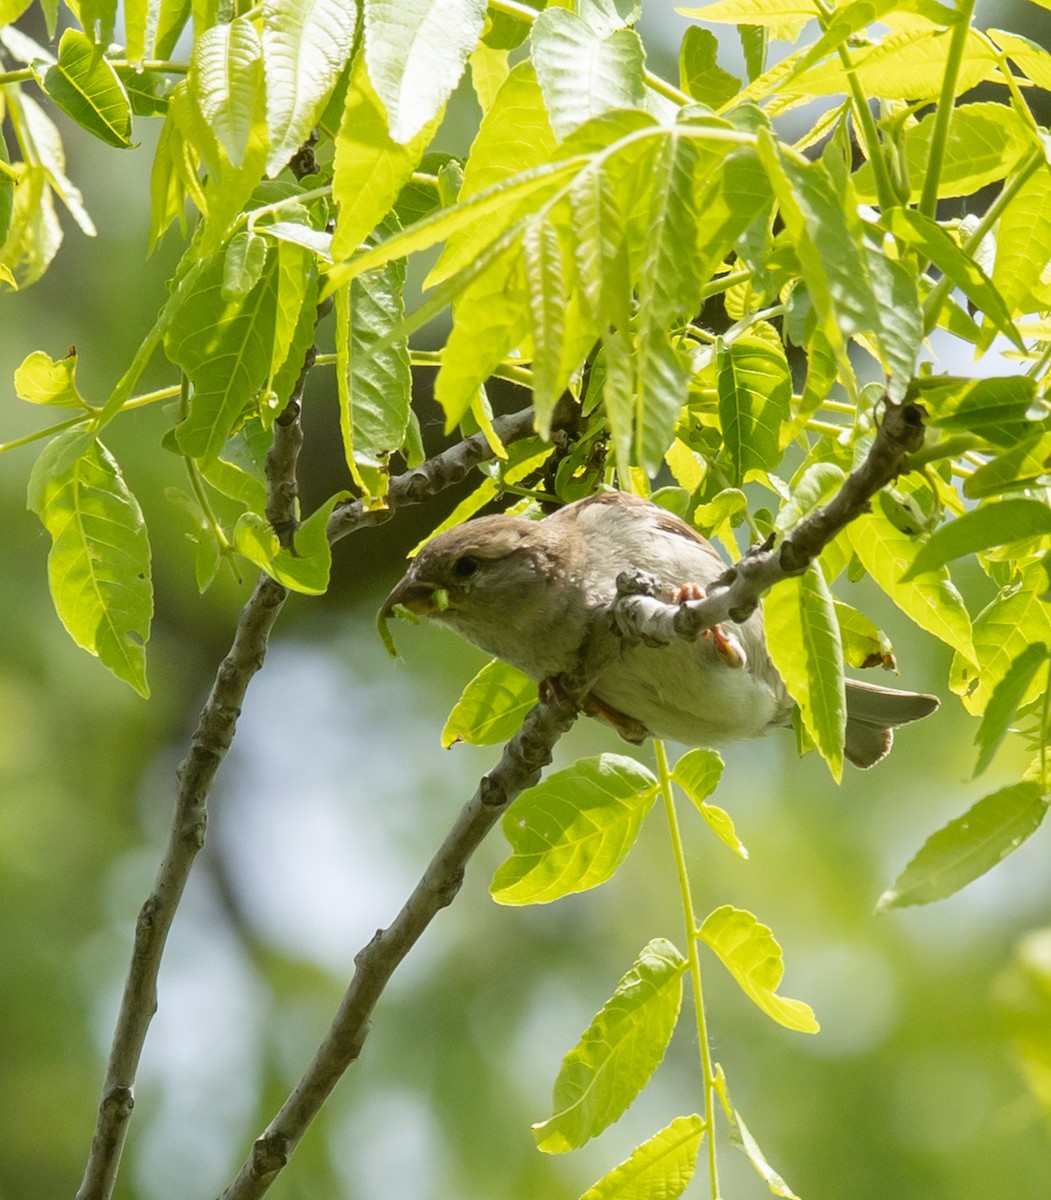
673, 748, 748, 858
699, 905, 819, 1032
154, 0, 191, 59
877, 782, 1048, 910
848, 501, 976, 663
332, 52, 445, 260
579, 1113, 705, 1200
764, 562, 845, 782
428, 62, 557, 285
222, 230, 268, 299
124, 0, 148, 64
887, 207, 1023, 350
865, 244, 921, 404
325, 152, 588, 294
268, 239, 319, 401
854, 103, 1035, 203
27, 431, 152, 697
363, 0, 487, 142
522, 215, 568, 435
963, 433, 1051, 499
42, 29, 132, 149
531, 7, 645, 140
913, 374, 1039, 445
442, 659, 538, 747
532, 939, 686, 1153
14, 349, 89, 408
677, 0, 818, 24
679, 25, 740, 107
974, 643, 1050, 778
165, 246, 280, 462
334, 220, 411, 496
756, 131, 878, 360
262, 0, 358, 175
834, 600, 896, 671
952, 561, 1051, 716
491, 754, 658, 905
232, 491, 344, 594
991, 161, 1051, 322
635, 130, 703, 472
717, 333, 791, 484
903, 499, 1051, 580
191, 15, 263, 168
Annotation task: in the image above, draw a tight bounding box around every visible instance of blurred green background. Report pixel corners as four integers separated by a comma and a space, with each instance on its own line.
3, 3, 1051, 1198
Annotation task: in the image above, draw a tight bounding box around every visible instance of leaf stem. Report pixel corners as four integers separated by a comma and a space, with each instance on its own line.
0, 385, 181, 454
0, 67, 36, 85
655, 740, 720, 1199
917, 0, 977, 220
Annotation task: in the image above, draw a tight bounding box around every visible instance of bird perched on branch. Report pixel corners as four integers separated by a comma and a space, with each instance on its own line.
381, 491, 938, 768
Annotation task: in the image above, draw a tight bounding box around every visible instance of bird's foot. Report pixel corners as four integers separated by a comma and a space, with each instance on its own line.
673, 583, 747, 669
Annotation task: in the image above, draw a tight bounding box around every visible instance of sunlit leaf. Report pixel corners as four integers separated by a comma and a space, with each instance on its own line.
973, 643, 1050, 777
580, 1113, 705, 1200
854, 103, 1035, 203
904, 499, 1051, 580
952, 561, 1051, 715
442, 658, 538, 747
717, 333, 791, 484
834, 600, 896, 670
699, 905, 819, 1032
672, 748, 748, 858
533, 939, 686, 1152
166, 247, 280, 462
991, 159, 1051, 323
232, 492, 344, 594
888, 207, 1023, 350
679, 25, 739, 106
363, 0, 487, 142
14, 349, 89, 408
878, 782, 1047, 909
531, 6, 645, 140
764, 563, 845, 781
849, 501, 976, 663
491, 754, 658, 905
42, 29, 132, 149
27, 431, 152, 696
191, 15, 263, 168
262, 0, 358, 176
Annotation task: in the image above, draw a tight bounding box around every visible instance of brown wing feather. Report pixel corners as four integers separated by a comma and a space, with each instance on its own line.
570, 492, 725, 564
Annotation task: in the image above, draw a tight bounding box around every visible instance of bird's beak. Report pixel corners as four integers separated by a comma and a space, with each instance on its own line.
380, 573, 444, 620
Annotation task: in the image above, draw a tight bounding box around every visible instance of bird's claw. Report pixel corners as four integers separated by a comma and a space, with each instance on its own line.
673, 583, 747, 669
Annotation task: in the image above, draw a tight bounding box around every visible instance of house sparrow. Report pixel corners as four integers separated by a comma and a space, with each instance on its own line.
381, 492, 939, 767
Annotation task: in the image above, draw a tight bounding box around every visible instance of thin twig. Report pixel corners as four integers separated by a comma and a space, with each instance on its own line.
327, 405, 538, 542
218, 690, 579, 1200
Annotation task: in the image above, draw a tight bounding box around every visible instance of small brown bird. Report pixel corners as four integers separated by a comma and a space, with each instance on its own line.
382, 491, 939, 767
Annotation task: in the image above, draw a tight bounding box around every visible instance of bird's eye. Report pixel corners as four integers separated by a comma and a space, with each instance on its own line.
453, 555, 480, 579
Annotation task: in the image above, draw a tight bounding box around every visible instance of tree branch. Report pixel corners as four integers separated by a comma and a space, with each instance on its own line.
75, 573, 288, 1200
76, 403, 541, 1200
327, 405, 538, 543
218, 689, 579, 1200
610, 401, 927, 645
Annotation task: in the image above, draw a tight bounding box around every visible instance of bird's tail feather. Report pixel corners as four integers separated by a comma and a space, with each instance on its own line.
844, 679, 940, 769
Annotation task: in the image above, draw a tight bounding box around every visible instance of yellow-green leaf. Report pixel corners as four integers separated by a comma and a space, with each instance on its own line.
442, 658, 538, 747
533, 939, 686, 1152
27, 431, 152, 696
699, 905, 819, 1032
491, 754, 658, 905
580, 1113, 705, 1200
